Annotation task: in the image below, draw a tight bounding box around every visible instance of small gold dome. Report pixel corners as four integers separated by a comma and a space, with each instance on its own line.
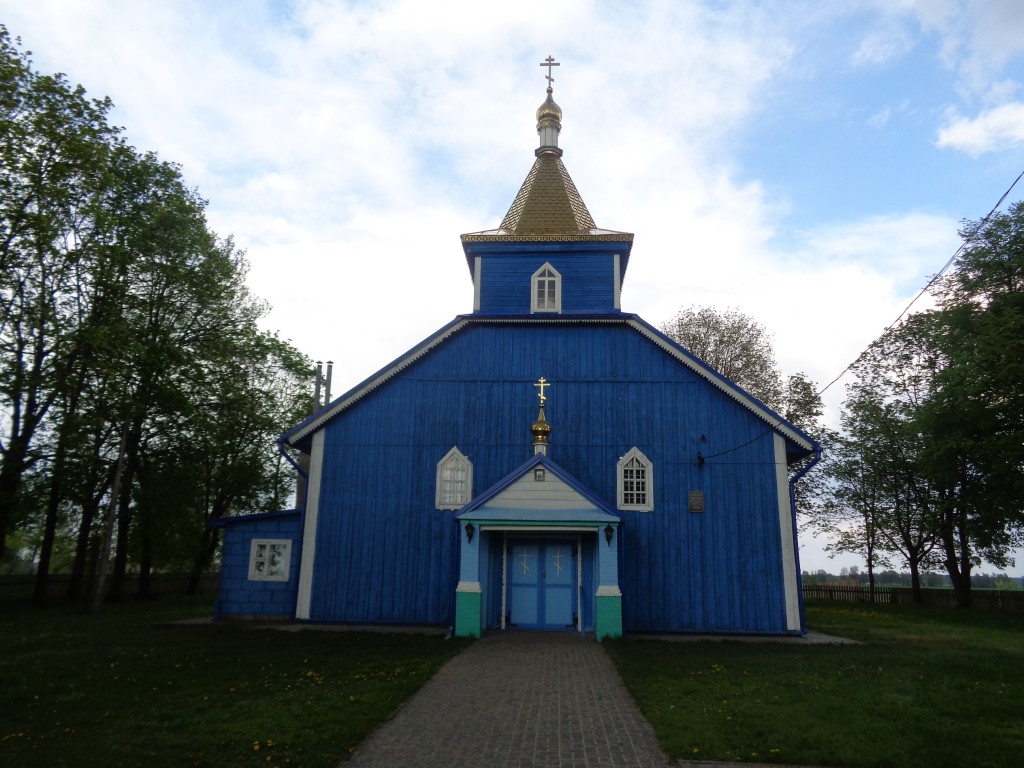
531, 407, 552, 442
536, 89, 562, 126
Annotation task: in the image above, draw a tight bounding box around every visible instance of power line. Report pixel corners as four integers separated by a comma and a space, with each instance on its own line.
816, 167, 1024, 398
702, 169, 1024, 464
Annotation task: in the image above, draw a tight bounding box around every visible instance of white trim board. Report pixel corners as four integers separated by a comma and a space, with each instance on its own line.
295, 429, 325, 620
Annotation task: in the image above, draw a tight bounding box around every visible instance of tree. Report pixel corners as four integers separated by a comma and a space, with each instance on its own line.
814, 427, 891, 598
810, 202, 1024, 608
0, 25, 121, 559
658, 302, 828, 510
660, 306, 783, 409
659, 305, 827, 435
176, 328, 310, 593
1, 28, 312, 605
816, 363, 942, 603
915, 202, 1024, 606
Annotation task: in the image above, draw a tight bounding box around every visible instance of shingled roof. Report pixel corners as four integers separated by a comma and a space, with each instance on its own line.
461, 84, 632, 244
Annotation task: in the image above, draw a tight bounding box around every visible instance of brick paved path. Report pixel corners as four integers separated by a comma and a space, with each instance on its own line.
346, 631, 670, 767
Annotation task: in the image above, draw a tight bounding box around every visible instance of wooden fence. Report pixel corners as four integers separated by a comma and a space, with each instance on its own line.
803, 584, 1024, 613
802, 584, 895, 604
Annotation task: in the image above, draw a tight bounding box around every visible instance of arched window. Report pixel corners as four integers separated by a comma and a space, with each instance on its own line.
617, 447, 653, 511
531, 263, 561, 313
436, 447, 473, 509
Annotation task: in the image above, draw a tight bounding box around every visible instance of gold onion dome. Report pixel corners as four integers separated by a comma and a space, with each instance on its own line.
531, 407, 552, 443
536, 88, 562, 126
535, 85, 563, 156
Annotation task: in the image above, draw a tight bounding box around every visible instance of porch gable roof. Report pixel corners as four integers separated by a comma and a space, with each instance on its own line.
456, 454, 619, 526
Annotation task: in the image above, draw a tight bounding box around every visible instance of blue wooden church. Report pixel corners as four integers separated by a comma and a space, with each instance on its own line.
213, 67, 821, 640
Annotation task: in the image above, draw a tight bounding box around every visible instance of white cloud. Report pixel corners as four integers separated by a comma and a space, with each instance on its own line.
936, 102, 1024, 154
3, 0, 1021, 573
957, 0, 1024, 93
0, 0, 965, 410
851, 29, 915, 67
896, 0, 1024, 99
868, 106, 892, 128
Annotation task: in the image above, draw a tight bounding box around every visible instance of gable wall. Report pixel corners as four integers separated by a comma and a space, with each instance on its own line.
308, 321, 792, 632
488, 473, 599, 509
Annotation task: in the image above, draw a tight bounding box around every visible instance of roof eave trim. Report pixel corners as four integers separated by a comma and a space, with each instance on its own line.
282, 318, 471, 445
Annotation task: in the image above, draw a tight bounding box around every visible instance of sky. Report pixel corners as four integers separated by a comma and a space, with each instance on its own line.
3, 0, 1024, 575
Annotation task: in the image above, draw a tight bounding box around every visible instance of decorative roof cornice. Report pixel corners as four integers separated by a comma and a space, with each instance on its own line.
460, 231, 634, 243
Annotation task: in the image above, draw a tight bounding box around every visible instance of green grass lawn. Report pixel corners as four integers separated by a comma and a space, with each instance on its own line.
605, 601, 1024, 767
0, 596, 469, 768
4, 597, 1022, 767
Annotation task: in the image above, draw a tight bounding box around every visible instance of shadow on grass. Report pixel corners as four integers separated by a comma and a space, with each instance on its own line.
0, 596, 470, 768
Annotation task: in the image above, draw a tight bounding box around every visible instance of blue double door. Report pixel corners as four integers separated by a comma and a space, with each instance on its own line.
507, 539, 578, 630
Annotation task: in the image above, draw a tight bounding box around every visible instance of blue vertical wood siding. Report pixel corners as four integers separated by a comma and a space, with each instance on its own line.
215, 511, 302, 619
304, 319, 799, 633
469, 242, 626, 315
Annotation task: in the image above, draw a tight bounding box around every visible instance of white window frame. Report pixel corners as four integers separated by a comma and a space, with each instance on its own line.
531, 262, 562, 314
617, 447, 654, 511
436, 446, 473, 509
248, 539, 292, 581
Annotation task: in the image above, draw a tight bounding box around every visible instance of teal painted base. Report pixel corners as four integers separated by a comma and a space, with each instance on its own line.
595, 594, 622, 641
455, 590, 482, 638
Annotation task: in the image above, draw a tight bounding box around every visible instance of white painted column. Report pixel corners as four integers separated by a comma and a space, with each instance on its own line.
596, 524, 620, 594
774, 434, 801, 631
613, 253, 621, 310
295, 430, 325, 620
473, 256, 482, 311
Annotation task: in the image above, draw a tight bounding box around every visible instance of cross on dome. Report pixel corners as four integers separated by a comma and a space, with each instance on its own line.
534, 377, 550, 404
540, 55, 560, 89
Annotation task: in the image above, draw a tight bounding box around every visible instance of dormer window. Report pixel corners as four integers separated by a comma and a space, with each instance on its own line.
531, 263, 561, 313
436, 447, 473, 509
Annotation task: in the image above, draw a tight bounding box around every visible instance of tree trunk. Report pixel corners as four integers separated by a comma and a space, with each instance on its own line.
909, 558, 923, 604
866, 558, 876, 603
93, 425, 129, 611
107, 420, 142, 601
84, 533, 100, 606
67, 430, 114, 602
865, 533, 876, 603
33, 407, 80, 606
941, 509, 972, 609
187, 527, 220, 595
66, 495, 99, 602
0, 434, 30, 557
107, 473, 133, 602
32, 470, 63, 605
